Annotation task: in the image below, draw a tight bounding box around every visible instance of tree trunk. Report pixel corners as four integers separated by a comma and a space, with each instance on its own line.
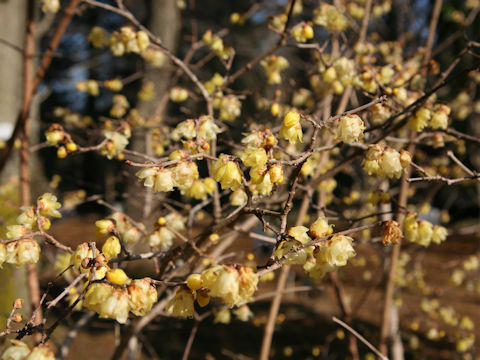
0, 0, 30, 326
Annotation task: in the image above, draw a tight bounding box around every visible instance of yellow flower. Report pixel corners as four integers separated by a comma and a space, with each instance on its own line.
403, 213, 419, 243
136, 30, 150, 51
310, 217, 332, 238
268, 164, 284, 184
288, 226, 311, 244
212, 155, 243, 191
16, 240, 41, 266
41, 0, 60, 13
165, 287, 195, 319
229, 189, 248, 206
202, 265, 239, 306
128, 278, 157, 316
0, 243, 7, 268
27, 344, 55, 360
102, 236, 121, 260
253, 172, 273, 196
45, 124, 65, 145
279, 111, 303, 144
172, 161, 199, 190
148, 227, 174, 250
186, 179, 215, 200
430, 104, 450, 130
95, 219, 115, 237
233, 305, 253, 322
432, 225, 448, 244
186, 274, 203, 291
378, 148, 403, 178
408, 107, 431, 132
321, 235, 356, 267
313, 3, 349, 32
241, 148, 268, 168
2, 340, 31, 360
84, 283, 129, 323
417, 220, 433, 247
336, 114, 365, 144
37, 193, 62, 218
88, 26, 109, 48
169, 86, 189, 103
104, 79, 123, 91
214, 307, 231, 324
154, 169, 175, 192
237, 266, 258, 304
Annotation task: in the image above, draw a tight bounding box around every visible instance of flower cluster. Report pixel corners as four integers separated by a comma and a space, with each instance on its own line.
44, 124, 78, 158
363, 145, 411, 179
108, 211, 143, 244
76, 79, 100, 96
186, 178, 216, 200
88, 26, 165, 67
171, 116, 221, 142
64, 241, 158, 323
214, 94, 242, 122
202, 30, 232, 60
335, 114, 365, 144
201, 265, 258, 306
147, 213, 186, 250
319, 57, 356, 95
169, 86, 189, 103
290, 22, 314, 43
261, 55, 289, 85
404, 213, 448, 247
279, 111, 303, 144
136, 155, 200, 194
1, 340, 54, 360
273, 217, 355, 279
240, 138, 283, 196
305, 234, 356, 279
84, 278, 157, 323
408, 105, 451, 131
1, 193, 62, 267
274, 226, 315, 265
313, 3, 349, 32
166, 264, 258, 318
0, 239, 41, 267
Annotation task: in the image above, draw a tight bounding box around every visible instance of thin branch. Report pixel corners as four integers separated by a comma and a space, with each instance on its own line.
333, 317, 389, 360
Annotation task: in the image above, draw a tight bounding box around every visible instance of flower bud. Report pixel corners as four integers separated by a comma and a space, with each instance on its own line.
57, 146, 67, 158
186, 273, 203, 291
95, 219, 115, 236
102, 236, 121, 260
106, 268, 129, 285
196, 291, 210, 307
